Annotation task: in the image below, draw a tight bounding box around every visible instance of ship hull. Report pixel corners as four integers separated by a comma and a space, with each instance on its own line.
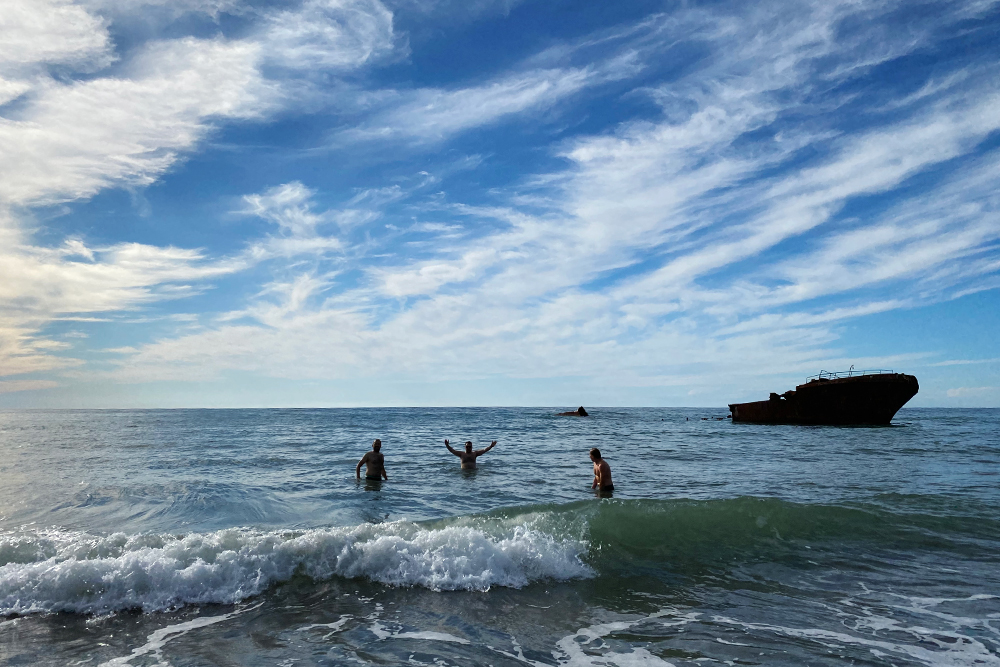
729, 373, 918, 425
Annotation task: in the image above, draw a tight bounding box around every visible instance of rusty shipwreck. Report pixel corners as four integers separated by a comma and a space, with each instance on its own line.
729, 370, 918, 425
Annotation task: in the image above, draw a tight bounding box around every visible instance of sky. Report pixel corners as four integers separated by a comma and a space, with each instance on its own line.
0, 0, 998, 408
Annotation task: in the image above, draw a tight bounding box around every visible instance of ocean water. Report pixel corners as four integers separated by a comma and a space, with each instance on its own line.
1, 407, 998, 667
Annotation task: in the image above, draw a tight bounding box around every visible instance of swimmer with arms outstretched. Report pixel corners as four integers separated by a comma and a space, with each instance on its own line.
356, 439, 388, 480
590, 447, 613, 492
445, 439, 497, 469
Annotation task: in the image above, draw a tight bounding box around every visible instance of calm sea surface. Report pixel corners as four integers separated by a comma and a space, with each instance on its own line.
1, 408, 998, 666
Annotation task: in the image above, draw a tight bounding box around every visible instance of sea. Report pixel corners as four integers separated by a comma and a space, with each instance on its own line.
1, 407, 998, 666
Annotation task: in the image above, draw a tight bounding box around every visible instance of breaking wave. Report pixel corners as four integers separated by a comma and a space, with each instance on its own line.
3, 495, 995, 616
0, 514, 592, 615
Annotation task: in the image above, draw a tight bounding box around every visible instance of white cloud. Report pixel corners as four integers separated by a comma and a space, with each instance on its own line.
378, 247, 498, 296
390, 0, 525, 21
687, 114, 1000, 314
239, 181, 413, 260
0, 0, 114, 74
339, 47, 644, 145
931, 358, 1000, 367
2, 0, 997, 403
81, 0, 242, 16
0, 320, 83, 379
0, 37, 274, 207
0, 0, 399, 207
0, 379, 61, 394
339, 67, 594, 144
0, 0, 401, 383
0, 236, 248, 382
104, 0, 1000, 397
410, 222, 462, 233
0, 0, 115, 107
264, 0, 395, 70
244, 182, 327, 237
0, 237, 242, 320
946, 386, 997, 398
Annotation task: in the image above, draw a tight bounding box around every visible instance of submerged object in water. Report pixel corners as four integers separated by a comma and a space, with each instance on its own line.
557, 406, 589, 416
729, 370, 918, 425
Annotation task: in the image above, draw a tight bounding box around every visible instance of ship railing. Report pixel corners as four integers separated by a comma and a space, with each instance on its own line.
807, 369, 895, 381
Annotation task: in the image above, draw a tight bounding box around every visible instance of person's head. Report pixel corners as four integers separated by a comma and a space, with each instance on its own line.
589, 447, 602, 462
465, 441, 473, 452
372, 439, 382, 451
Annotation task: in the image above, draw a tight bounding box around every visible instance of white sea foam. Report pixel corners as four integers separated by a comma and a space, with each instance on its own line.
296, 615, 352, 635
368, 618, 471, 645
493, 613, 692, 667
97, 605, 259, 667
711, 614, 1000, 667
0, 519, 592, 615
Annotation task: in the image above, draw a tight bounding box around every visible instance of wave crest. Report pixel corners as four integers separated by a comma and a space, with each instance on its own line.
0, 519, 592, 615
5, 495, 994, 616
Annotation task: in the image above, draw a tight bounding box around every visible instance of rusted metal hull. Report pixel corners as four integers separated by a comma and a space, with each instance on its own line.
729, 373, 919, 425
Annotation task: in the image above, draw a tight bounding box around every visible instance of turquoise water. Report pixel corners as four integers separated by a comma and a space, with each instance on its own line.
1, 408, 998, 666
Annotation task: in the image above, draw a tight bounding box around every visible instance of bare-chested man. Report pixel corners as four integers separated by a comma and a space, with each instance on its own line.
590, 448, 613, 492
444, 439, 497, 469
356, 439, 387, 481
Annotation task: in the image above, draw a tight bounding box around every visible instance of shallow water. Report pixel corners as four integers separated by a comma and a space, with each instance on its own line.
1, 407, 998, 666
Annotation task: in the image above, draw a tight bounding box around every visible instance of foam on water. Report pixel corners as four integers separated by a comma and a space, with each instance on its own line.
711, 615, 1000, 667
97, 604, 259, 667
0, 518, 592, 615
5, 495, 997, 618
488, 613, 690, 667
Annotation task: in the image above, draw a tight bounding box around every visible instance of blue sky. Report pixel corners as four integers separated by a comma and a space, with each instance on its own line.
0, 0, 998, 408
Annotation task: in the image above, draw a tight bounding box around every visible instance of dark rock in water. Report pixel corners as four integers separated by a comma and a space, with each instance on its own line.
729, 371, 918, 425
557, 406, 589, 417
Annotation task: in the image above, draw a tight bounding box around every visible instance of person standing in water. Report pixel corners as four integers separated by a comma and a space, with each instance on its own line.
590, 448, 613, 492
444, 439, 497, 469
356, 439, 388, 481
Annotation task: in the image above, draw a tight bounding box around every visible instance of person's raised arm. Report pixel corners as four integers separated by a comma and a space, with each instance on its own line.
356, 453, 367, 479
475, 440, 497, 456
444, 439, 461, 456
